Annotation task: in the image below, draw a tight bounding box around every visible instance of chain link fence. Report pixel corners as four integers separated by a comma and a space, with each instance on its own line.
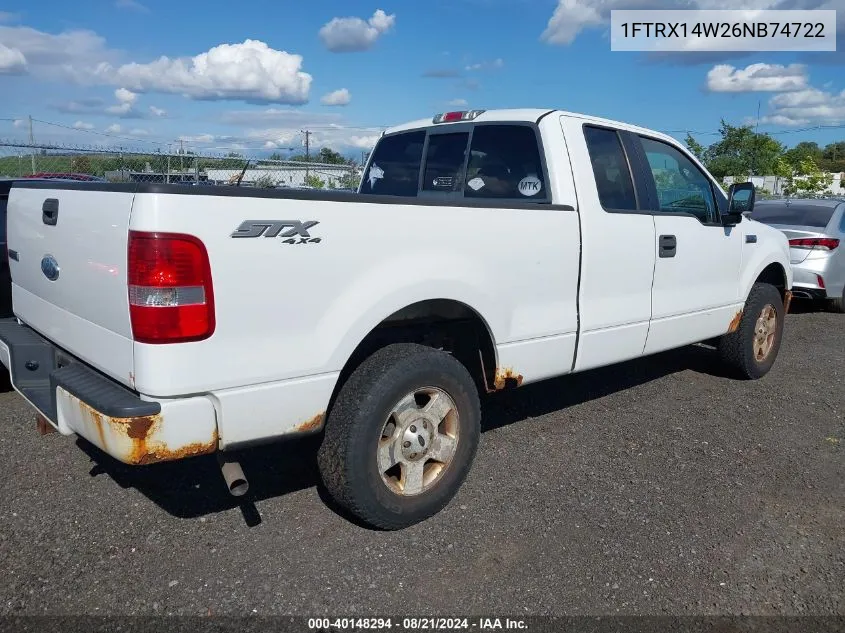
0, 141, 363, 191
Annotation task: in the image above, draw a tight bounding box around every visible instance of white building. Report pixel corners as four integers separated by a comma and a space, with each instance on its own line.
205, 164, 358, 188
724, 173, 845, 196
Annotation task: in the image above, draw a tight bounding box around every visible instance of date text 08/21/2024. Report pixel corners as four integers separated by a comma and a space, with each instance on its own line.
306, 617, 528, 630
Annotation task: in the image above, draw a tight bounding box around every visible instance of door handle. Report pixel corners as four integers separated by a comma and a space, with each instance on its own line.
659, 234, 677, 258
42, 199, 59, 226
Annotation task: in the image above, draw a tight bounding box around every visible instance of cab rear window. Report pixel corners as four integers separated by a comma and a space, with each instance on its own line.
361, 124, 548, 203
359, 131, 425, 197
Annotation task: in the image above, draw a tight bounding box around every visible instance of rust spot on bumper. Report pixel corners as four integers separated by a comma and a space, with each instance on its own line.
783, 290, 793, 314
296, 412, 325, 433
77, 400, 217, 466
133, 434, 219, 465
493, 367, 523, 391
727, 310, 743, 333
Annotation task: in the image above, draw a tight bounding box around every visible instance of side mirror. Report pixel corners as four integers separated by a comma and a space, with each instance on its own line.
724, 182, 755, 226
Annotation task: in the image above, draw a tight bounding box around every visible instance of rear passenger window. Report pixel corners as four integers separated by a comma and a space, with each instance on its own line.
464, 125, 547, 201
360, 131, 426, 197
423, 133, 470, 192
583, 126, 638, 211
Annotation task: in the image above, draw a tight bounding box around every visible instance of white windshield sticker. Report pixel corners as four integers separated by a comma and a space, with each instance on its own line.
467, 177, 485, 191
367, 163, 385, 188
518, 175, 542, 197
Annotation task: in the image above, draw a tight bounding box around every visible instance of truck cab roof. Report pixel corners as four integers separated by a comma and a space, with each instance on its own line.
384, 108, 683, 148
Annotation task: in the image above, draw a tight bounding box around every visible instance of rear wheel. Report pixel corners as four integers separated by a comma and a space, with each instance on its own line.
317, 343, 481, 530
828, 287, 845, 313
717, 282, 785, 380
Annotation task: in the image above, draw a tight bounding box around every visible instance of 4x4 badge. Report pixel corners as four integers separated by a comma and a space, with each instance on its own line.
230, 220, 322, 244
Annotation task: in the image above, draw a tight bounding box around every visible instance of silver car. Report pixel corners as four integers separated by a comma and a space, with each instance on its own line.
750, 198, 845, 312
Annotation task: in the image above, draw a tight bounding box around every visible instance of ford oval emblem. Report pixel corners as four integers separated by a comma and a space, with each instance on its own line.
41, 255, 60, 281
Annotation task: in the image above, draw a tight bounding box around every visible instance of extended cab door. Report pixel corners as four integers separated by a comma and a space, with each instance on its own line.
560, 117, 656, 372
630, 135, 744, 355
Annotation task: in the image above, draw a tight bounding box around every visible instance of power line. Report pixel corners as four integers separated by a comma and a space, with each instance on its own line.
31, 118, 170, 146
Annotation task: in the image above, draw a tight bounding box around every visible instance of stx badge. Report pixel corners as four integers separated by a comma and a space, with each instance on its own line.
231, 220, 322, 245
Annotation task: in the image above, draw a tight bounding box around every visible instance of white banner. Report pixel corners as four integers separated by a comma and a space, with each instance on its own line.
610, 10, 837, 52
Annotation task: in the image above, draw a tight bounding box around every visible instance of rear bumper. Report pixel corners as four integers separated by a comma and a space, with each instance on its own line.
0, 318, 218, 465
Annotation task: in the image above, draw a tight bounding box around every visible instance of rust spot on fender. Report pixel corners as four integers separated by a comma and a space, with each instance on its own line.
493, 367, 524, 391
727, 310, 743, 333
75, 399, 217, 465
783, 290, 793, 314
296, 412, 325, 433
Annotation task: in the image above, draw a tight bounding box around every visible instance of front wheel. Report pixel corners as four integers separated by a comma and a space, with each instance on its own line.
717, 282, 785, 380
317, 343, 481, 530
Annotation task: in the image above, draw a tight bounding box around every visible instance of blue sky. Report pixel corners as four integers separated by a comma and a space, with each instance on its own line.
1, 0, 844, 157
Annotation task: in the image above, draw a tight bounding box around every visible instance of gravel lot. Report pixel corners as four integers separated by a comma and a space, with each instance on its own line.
0, 306, 842, 617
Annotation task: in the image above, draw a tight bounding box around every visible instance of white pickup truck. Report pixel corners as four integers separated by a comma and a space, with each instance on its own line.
0, 108, 792, 529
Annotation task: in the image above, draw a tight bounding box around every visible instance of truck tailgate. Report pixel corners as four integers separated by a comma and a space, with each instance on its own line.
7, 184, 135, 387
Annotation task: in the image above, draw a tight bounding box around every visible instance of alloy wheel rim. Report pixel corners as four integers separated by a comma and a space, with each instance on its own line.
377, 387, 459, 496
753, 304, 778, 362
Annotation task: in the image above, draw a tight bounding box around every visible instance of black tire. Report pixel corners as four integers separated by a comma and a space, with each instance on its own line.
317, 343, 481, 530
717, 282, 785, 380
828, 287, 845, 313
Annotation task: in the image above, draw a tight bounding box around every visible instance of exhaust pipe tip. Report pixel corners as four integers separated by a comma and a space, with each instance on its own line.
218, 455, 249, 497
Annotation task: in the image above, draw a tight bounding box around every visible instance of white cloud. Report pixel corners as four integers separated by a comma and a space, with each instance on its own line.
13, 118, 25, 128
762, 86, 845, 126
348, 134, 380, 150
178, 133, 215, 143
465, 58, 504, 72
321, 88, 351, 106
759, 114, 810, 126
221, 108, 344, 127
706, 63, 808, 93
319, 9, 395, 53
448, 98, 469, 107
93, 39, 312, 104
149, 105, 166, 117
541, 0, 604, 45
106, 123, 122, 133
73, 121, 94, 130
107, 87, 139, 114
0, 25, 114, 79
0, 12, 21, 23
115, 0, 149, 12
115, 87, 138, 104
0, 43, 27, 74
128, 127, 149, 136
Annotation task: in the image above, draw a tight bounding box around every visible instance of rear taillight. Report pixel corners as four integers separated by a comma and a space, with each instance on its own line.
788, 237, 840, 251
127, 231, 215, 344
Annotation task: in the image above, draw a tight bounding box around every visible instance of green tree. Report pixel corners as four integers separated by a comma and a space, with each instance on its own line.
317, 147, 347, 164
820, 141, 845, 172
73, 155, 92, 174
304, 173, 325, 188
253, 173, 277, 188
702, 120, 785, 180
784, 141, 822, 167
781, 156, 832, 197
684, 133, 705, 161
338, 171, 361, 190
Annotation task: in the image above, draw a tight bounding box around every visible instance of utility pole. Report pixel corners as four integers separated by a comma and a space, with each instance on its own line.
180, 139, 184, 175
301, 129, 312, 179
28, 115, 36, 175
750, 100, 761, 179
